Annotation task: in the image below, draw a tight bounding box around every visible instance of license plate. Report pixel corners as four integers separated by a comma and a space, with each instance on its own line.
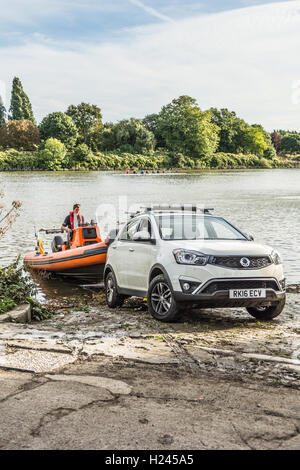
229, 289, 266, 299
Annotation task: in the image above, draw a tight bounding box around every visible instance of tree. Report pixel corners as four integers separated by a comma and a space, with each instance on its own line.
66, 102, 102, 145
92, 122, 115, 151
210, 108, 244, 153
39, 138, 67, 170
142, 113, 165, 148
241, 125, 269, 156
0, 97, 6, 125
158, 96, 219, 158
72, 143, 93, 163
9, 77, 35, 123
271, 131, 282, 153
115, 119, 155, 153
39, 112, 78, 149
210, 108, 270, 156
0, 120, 40, 150
98, 119, 155, 153
280, 134, 300, 154
251, 124, 271, 145
276, 129, 299, 137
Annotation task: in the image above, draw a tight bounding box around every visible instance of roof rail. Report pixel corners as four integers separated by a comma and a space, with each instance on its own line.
126, 210, 144, 219
138, 205, 215, 214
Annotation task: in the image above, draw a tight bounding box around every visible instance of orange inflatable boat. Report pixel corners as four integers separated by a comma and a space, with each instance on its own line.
24, 223, 107, 282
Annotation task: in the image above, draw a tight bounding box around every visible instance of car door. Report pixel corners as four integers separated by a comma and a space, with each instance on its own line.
111, 218, 141, 288
126, 216, 156, 292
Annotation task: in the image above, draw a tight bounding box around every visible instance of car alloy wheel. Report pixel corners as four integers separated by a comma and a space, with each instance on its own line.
151, 281, 172, 316
147, 274, 180, 322
106, 276, 115, 303
105, 271, 126, 308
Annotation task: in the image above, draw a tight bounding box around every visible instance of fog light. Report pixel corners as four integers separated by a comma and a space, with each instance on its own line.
280, 278, 286, 291
179, 280, 202, 294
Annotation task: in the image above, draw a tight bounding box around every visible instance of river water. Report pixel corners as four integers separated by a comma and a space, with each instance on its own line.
0, 169, 299, 284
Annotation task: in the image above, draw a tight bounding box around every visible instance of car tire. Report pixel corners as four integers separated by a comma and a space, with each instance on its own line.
246, 296, 286, 321
105, 271, 126, 308
147, 274, 180, 322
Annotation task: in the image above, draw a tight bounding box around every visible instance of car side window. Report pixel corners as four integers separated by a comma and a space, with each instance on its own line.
119, 219, 141, 241
139, 217, 152, 236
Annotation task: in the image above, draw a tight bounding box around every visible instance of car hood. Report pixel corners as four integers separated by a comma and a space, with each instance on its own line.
165, 239, 273, 256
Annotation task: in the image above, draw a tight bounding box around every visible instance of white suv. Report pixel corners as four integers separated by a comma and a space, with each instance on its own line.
104, 206, 286, 322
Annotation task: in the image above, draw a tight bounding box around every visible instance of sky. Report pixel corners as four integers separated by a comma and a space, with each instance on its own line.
0, 0, 300, 130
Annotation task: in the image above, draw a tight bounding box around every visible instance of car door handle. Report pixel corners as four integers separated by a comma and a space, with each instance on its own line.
129, 248, 135, 252
112, 246, 117, 249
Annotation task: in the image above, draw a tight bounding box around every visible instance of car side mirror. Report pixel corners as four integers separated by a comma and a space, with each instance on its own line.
133, 231, 151, 241
247, 234, 254, 241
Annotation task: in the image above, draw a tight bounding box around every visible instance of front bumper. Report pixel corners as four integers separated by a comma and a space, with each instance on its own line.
173, 277, 286, 308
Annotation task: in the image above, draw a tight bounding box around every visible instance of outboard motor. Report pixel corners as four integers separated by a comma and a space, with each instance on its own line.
51, 235, 64, 252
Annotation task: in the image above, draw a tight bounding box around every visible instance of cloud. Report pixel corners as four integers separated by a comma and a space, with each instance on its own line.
0, 0, 123, 23
128, 0, 175, 23
1, 1, 300, 130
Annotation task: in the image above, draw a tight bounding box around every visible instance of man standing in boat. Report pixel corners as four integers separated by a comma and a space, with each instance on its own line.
61, 203, 85, 233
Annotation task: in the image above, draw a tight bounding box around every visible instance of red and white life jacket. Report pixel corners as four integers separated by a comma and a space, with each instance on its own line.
69, 211, 83, 229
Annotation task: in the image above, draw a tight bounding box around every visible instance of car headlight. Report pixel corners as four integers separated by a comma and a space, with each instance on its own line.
271, 249, 282, 265
173, 249, 209, 266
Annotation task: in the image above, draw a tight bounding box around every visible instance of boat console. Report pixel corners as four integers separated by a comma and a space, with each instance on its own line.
49, 221, 102, 252
70, 224, 102, 249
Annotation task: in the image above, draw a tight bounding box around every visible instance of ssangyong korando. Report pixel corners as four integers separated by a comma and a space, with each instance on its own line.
104, 206, 286, 322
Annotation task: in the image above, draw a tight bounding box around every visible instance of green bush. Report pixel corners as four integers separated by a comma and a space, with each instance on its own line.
0, 259, 53, 320
263, 146, 277, 160
27, 298, 53, 321
39, 138, 67, 170
208, 152, 262, 169
0, 259, 34, 314
0, 147, 299, 171
0, 149, 39, 170
259, 157, 273, 169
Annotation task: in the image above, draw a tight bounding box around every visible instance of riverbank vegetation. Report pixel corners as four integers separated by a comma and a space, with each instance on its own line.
0, 260, 53, 320
0, 147, 299, 171
0, 259, 32, 314
0, 184, 52, 319
0, 77, 300, 171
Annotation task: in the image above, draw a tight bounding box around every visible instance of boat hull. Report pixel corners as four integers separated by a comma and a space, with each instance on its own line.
53, 263, 105, 282
24, 243, 107, 283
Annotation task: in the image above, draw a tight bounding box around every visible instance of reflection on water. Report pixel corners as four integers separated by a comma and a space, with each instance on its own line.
0, 169, 299, 283
29, 271, 86, 303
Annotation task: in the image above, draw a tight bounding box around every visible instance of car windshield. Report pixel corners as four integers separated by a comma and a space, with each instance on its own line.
155, 214, 247, 241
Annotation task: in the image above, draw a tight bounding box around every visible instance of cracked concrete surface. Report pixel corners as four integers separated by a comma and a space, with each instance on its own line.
0, 289, 299, 450
0, 359, 299, 450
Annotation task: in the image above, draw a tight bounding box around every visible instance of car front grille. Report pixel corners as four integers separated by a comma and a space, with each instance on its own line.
209, 255, 272, 270
200, 279, 279, 295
